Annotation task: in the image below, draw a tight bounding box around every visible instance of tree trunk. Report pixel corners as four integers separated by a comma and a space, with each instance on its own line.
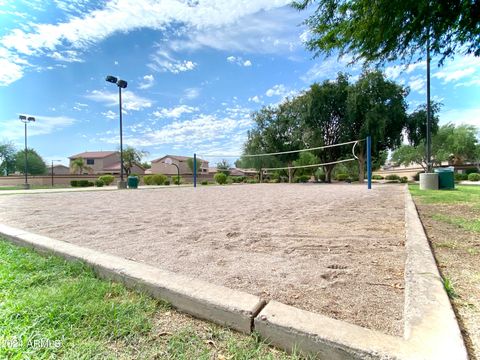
288, 161, 293, 183
357, 153, 365, 183
324, 165, 334, 183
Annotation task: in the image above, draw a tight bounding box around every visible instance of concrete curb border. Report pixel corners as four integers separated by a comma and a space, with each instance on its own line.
0, 224, 264, 334
0, 185, 469, 359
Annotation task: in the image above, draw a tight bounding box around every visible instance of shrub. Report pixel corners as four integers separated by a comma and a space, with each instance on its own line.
172, 176, 182, 185
201, 180, 209, 185
400, 176, 408, 183
77, 180, 89, 187
349, 175, 359, 182
335, 173, 349, 181
247, 179, 258, 184
164, 180, 170, 185
269, 178, 280, 183
98, 175, 115, 186
385, 174, 400, 181
214, 172, 227, 185
226, 177, 234, 184
372, 174, 384, 180
70, 180, 78, 187
296, 175, 310, 183
87, 181, 94, 187
143, 174, 166, 185
152, 174, 167, 185
465, 168, 479, 175
231, 176, 246, 183
95, 179, 104, 187
413, 172, 422, 181
468, 173, 480, 182
454, 173, 468, 182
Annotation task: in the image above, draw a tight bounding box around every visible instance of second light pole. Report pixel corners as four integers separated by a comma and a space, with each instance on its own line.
106, 75, 128, 189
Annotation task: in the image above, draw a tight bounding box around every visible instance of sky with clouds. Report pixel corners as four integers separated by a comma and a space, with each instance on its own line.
0, 0, 479, 166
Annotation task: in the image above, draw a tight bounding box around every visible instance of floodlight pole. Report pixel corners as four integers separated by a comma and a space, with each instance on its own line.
119, 86, 124, 184
426, 35, 432, 173
105, 75, 127, 189
24, 121, 28, 185
19, 115, 35, 189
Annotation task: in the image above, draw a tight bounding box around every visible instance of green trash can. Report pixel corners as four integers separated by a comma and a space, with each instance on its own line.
434, 167, 455, 190
127, 176, 139, 189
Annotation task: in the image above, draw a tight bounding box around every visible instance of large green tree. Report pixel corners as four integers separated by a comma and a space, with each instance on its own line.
186, 157, 203, 175
392, 123, 479, 169
0, 142, 16, 175
14, 149, 47, 175
293, 0, 479, 64
123, 147, 148, 176
241, 99, 305, 182
301, 74, 350, 182
346, 70, 408, 181
405, 103, 441, 146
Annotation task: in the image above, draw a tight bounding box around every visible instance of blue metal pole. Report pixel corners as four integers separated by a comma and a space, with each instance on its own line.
193, 153, 197, 188
367, 136, 372, 190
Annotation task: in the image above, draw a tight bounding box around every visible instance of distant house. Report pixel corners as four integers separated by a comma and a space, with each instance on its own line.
150, 155, 209, 175
69, 151, 145, 175
48, 164, 70, 175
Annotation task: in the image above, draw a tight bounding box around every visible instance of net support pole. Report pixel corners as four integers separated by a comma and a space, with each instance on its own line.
193, 153, 197, 188
367, 136, 372, 190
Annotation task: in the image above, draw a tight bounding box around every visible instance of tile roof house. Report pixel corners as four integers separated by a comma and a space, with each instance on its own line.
150, 155, 209, 175
69, 151, 145, 175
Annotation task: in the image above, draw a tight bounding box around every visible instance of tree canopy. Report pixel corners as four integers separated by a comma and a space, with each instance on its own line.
0, 142, 16, 176
70, 158, 92, 175
293, 0, 480, 65
14, 149, 47, 175
123, 147, 148, 176
186, 157, 203, 175
392, 123, 479, 169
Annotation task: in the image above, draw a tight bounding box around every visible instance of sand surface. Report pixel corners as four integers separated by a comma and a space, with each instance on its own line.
0, 183, 406, 335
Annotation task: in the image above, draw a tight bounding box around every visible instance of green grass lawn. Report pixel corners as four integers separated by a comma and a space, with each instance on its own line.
409, 184, 480, 233
0, 240, 301, 359
0, 185, 70, 191
409, 184, 480, 206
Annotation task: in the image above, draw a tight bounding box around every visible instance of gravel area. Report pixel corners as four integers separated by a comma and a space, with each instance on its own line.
0, 183, 406, 335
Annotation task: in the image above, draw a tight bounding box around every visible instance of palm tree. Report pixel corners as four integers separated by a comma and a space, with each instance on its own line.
71, 158, 92, 174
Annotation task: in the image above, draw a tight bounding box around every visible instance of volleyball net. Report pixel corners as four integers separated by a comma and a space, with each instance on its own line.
193, 136, 372, 189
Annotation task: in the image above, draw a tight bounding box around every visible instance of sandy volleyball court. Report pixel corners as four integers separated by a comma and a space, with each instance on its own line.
0, 183, 406, 335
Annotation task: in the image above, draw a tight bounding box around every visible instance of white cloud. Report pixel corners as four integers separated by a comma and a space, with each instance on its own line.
107, 113, 253, 149
183, 87, 200, 100
248, 95, 261, 103
138, 74, 155, 89
440, 107, 480, 128
148, 50, 197, 74
102, 110, 117, 120
226, 55, 252, 67
0, 58, 24, 86
153, 105, 198, 119
265, 84, 297, 98
408, 75, 426, 94
433, 55, 480, 85
301, 55, 359, 83
0, 115, 76, 139
85, 89, 153, 111
384, 61, 426, 80
0, 0, 299, 85
49, 50, 83, 62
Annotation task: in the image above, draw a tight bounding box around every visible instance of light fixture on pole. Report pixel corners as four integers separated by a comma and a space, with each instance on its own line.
19, 115, 35, 190
51, 159, 62, 187
105, 75, 128, 189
